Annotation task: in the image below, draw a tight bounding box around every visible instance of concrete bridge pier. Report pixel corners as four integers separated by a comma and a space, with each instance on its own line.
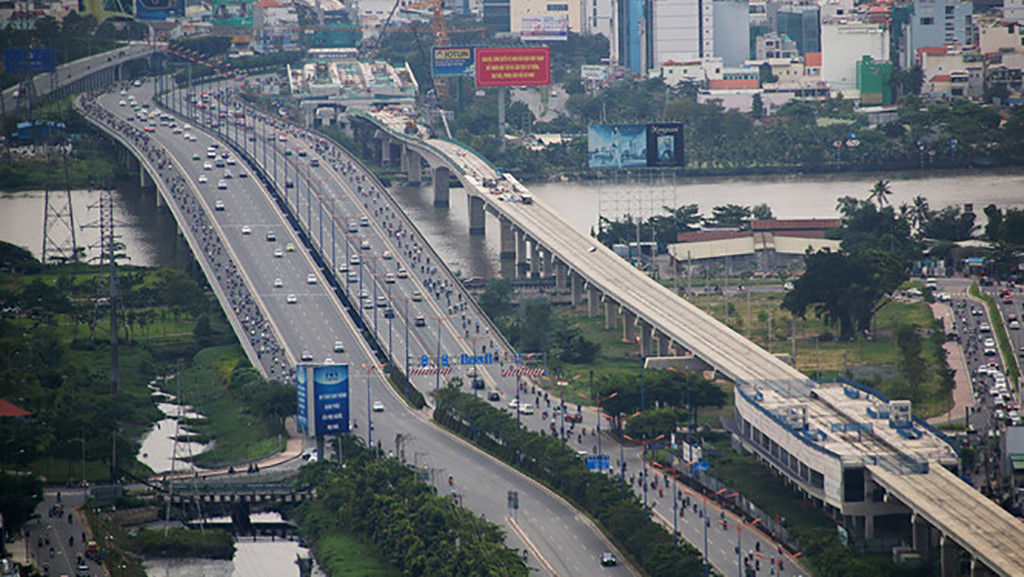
542, 251, 553, 278
655, 331, 671, 357
468, 196, 485, 235
638, 319, 653, 358
587, 285, 601, 316
405, 147, 422, 185
433, 166, 450, 207
603, 299, 617, 330
912, 513, 930, 557
554, 260, 567, 290
570, 272, 583, 307
940, 534, 959, 577
529, 241, 541, 278
515, 229, 528, 278
500, 219, 516, 278
622, 309, 636, 344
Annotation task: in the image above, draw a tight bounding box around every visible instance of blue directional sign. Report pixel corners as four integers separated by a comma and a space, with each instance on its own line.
587, 455, 610, 471
461, 353, 494, 365
693, 460, 709, 472
421, 355, 430, 368
441, 354, 449, 367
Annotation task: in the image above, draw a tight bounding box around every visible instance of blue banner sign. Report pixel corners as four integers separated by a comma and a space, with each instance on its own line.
461, 353, 494, 365
297, 363, 350, 437
587, 455, 610, 471
432, 46, 475, 77
5, 48, 56, 75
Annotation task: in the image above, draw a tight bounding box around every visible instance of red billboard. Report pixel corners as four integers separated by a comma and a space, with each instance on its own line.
475, 47, 551, 88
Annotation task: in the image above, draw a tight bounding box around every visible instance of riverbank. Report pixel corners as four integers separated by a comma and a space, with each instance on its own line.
0, 138, 128, 192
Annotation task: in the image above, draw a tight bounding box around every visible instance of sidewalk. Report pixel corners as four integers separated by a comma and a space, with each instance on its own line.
928, 301, 974, 425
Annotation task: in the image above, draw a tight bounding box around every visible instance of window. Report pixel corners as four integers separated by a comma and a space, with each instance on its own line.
945, 5, 954, 13
920, 16, 934, 24
547, 3, 568, 10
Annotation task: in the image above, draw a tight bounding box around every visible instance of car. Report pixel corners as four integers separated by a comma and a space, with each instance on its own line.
985, 347, 998, 356
76, 560, 91, 577
278, 134, 287, 142
348, 272, 359, 283
348, 222, 359, 233
217, 180, 227, 190
198, 175, 208, 184
203, 162, 213, 170
337, 264, 349, 274
215, 159, 225, 168
192, 153, 201, 160
323, 357, 334, 365
412, 290, 423, 302
266, 231, 277, 242
972, 308, 983, 316
383, 251, 393, 260
273, 278, 283, 288
415, 315, 426, 327
227, 157, 236, 165
207, 150, 216, 158
286, 243, 296, 252
214, 200, 225, 210
363, 298, 375, 310
360, 216, 370, 227
302, 449, 318, 462
377, 295, 387, 308
333, 341, 345, 353
287, 294, 298, 304
518, 403, 535, 415
310, 158, 320, 167
984, 338, 996, 348
307, 273, 317, 285
298, 149, 307, 157
241, 225, 252, 235
487, 390, 501, 401
601, 552, 617, 567
238, 170, 248, 178
980, 323, 992, 332
285, 179, 294, 188
285, 148, 293, 156
1010, 320, 1021, 330
300, 350, 313, 361
359, 288, 370, 299
222, 170, 232, 179
274, 248, 284, 258
383, 307, 395, 318
508, 398, 519, 409
350, 254, 361, 265
360, 240, 371, 250
397, 268, 408, 279
373, 401, 385, 412
385, 273, 396, 284
119, 99, 127, 106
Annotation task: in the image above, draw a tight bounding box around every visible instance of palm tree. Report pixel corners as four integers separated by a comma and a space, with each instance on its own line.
868, 179, 893, 207
909, 195, 930, 235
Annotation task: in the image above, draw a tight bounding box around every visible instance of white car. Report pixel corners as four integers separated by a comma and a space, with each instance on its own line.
307, 274, 317, 285
412, 290, 423, 302
372, 401, 385, 412
518, 403, 535, 415
274, 248, 284, 258
217, 180, 227, 190
203, 162, 213, 170
300, 350, 313, 361
226, 157, 236, 165
508, 398, 519, 409
287, 294, 298, 304
241, 225, 252, 235
214, 200, 225, 210
198, 175, 208, 184
1010, 320, 1021, 330
273, 277, 283, 287
350, 254, 361, 265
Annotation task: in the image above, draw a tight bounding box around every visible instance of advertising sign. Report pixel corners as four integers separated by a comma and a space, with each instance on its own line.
135, 0, 183, 20
587, 124, 647, 169
475, 46, 551, 87
520, 14, 568, 42
587, 123, 685, 169
296, 363, 350, 437
580, 64, 609, 81
212, 0, 253, 26
4, 48, 56, 75
432, 46, 475, 77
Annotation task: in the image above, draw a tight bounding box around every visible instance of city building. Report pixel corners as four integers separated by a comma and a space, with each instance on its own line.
482, 0, 511, 32
756, 31, 799, 59
658, 57, 724, 85
713, 0, 751, 67
1005, 0, 1024, 22
582, 0, 616, 45
617, 0, 646, 73
251, 0, 299, 53
901, 0, 974, 68
979, 19, 1024, 55
668, 218, 840, 271
856, 55, 894, 105
918, 46, 985, 99
770, 1, 820, 54
509, 0, 579, 37
821, 19, 889, 98
650, 0, 715, 63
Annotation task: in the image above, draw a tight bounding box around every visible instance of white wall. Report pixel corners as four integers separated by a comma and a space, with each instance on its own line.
821, 20, 889, 97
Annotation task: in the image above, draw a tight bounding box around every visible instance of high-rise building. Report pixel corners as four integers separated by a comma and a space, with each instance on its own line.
821, 19, 889, 97
650, 0, 715, 63
856, 55, 894, 105
774, 4, 820, 54
714, 0, 750, 67
483, 0, 511, 32
617, 0, 647, 74
1005, 0, 1024, 22
583, 0, 616, 44
902, 0, 973, 67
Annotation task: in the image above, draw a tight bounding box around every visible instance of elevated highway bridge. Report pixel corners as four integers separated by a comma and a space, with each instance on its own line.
355, 108, 1024, 577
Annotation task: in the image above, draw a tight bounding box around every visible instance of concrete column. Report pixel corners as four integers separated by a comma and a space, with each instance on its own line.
604, 299, 617, 330
554, 260, 567, 290
381, 139, 390, 164
864, 514, 875, 540
529, 240, 541, 278
500, 220, 516, 278
406, 148, 422, 185
515, 229, 528, 279
570, 272, 583, 307
622, 309, 636, 343
543, 250, 553, 277
140, 165, 153, 189
587, 285, 600, 317
468, 195, 485, 236
940, 534, 957, 577
912, 514, 930, 556
656, 331, 670, 357
638, 319, 653, 358
536, 248, 547, 278
433, 166, 450, 207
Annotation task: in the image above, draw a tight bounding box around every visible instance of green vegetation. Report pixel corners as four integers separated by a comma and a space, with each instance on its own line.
310, 531, 404, 577
296, 437, 527, 577
0, 473, 43, 547
433, 388, 705, 577
170, 346, 292, 468
83, 500, 150, 577
132, 527, 235, 559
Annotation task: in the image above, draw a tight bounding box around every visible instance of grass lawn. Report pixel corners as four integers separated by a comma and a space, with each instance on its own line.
172, 346, 285, 468
314, 531, 403, 577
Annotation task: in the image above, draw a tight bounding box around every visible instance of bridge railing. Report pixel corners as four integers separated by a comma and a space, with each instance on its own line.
347, 110, 467, 177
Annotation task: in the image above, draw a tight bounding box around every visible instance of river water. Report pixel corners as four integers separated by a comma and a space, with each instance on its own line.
143, 538, 326, 577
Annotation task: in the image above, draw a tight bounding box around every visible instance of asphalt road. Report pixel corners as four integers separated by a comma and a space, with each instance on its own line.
98, 80, 635, 577
25, 489, 100, 577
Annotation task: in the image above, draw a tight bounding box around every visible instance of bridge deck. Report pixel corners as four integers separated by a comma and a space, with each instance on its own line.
870, 465, 1024, 577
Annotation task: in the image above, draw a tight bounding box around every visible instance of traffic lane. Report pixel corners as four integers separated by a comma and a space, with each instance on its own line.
30, 490, 97, 577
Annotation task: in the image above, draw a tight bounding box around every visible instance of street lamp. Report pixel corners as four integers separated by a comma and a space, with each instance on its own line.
580, 374, 617, 458
624, 432, 664, 508
618, 410, 641, 498
461, 333, 489, 398
359, 362, 384, 451
423, 313, 459, 391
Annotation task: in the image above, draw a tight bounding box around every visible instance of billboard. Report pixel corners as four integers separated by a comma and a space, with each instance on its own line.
587, 123, 685, 169
580, 64, 609, 81
135, 0, 183, 20
475, 46, 551, 88
297, 363, 350, 437
4, 49, 56, 75
432, 46, 475, 77
212, 0, 253, 26
520, 14, 568, 42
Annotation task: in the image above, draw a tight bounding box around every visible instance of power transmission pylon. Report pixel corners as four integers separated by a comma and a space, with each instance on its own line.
41, 148, 80, 264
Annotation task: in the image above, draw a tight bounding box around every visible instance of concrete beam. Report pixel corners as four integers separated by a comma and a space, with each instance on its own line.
468, 195, 485, 236
543, 250, 553, 277
433, 166, 450, 207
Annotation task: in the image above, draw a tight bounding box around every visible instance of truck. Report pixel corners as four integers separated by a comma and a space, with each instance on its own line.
520, 193, 534, 205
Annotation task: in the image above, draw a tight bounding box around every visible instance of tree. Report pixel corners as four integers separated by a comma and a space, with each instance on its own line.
752, 203, 774, 220
921, 206, 977, 241
706, 204, 752, 229
751, 93, 765, 120
896, 326, 927, 402
478, 279, 516, 320
867, 179, 893, 207
0, 473, 43, 536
